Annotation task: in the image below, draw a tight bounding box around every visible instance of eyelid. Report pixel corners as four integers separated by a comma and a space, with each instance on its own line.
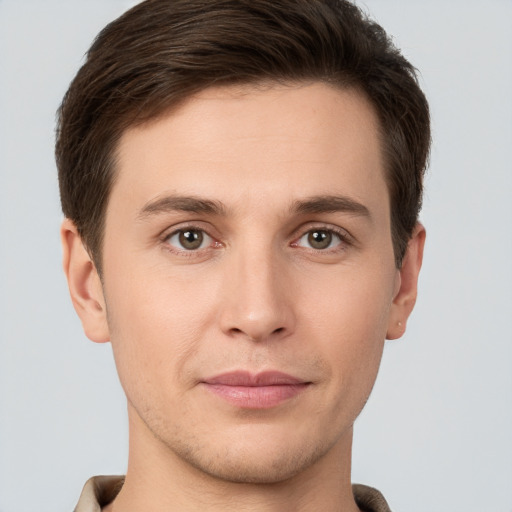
290, 223, 354, 251
157, 221, 354, 256
160, 223, 222, 254
167, 229, 212, 250
159, 219, 217, 240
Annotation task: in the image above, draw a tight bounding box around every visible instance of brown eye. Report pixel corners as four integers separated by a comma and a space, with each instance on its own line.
167, 229, 210, 250
179, 229, 203, 249
293, 228, 346, 251
307, 230, 333, 249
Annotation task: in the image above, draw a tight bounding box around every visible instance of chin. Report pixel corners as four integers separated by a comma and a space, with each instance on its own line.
167, 427, 336, 485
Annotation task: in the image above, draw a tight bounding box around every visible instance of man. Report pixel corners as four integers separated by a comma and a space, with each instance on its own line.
56, 1, 430, 510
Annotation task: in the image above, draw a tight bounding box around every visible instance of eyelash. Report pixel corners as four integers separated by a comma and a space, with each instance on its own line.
161, 224, 221, 257
290, 225, 352, 253
160, 224, 352, 256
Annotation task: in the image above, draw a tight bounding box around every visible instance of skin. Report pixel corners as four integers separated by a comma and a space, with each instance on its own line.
62, 82, 425, 512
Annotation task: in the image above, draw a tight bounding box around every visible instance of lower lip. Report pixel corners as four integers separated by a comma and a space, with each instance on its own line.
203, 383, 309, 409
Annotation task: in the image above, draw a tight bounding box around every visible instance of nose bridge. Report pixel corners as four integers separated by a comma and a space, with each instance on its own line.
219, 235, 294, 341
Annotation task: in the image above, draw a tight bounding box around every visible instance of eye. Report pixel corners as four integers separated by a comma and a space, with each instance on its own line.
295, 229, 345, 250
166, 228, 212, 251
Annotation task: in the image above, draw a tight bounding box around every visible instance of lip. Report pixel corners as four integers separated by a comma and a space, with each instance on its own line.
201, 371, 310, 409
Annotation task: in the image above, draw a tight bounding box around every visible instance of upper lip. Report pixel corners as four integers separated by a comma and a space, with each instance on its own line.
203, 371, 306, 386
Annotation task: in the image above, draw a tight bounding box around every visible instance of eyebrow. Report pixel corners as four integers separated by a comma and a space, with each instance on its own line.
291, 195, 371, 219
137, 193, 371, 221
137, 195, 226, 220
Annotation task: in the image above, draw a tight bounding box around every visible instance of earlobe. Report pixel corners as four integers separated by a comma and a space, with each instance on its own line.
386, 223, 426, 340
61, 219, 110, 343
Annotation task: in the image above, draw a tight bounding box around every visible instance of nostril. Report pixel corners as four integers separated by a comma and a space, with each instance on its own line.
273, 327, 285, 334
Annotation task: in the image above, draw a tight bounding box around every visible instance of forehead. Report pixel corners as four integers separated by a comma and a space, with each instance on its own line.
112, 82, 388, 218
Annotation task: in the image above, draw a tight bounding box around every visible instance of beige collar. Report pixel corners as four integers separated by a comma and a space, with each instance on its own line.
74, 475, 391, 512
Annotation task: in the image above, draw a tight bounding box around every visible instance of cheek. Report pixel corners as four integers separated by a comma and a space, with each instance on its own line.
300, 264, 395, 388
106, 251, 217, 339
103, 260, 218, 405
302, 261, 394, 336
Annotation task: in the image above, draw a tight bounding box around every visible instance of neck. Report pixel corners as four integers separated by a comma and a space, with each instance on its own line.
108, 408, 361, 512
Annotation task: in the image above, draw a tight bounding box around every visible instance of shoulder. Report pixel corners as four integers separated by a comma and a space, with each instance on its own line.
74, 475, 124, 512
353, 483, 392, 512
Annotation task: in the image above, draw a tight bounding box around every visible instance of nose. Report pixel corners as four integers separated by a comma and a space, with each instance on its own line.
218, 243, 296, 343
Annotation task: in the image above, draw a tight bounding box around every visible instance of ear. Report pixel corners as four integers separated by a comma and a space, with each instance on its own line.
386, 223, 426, 340
61, 218, 110, 343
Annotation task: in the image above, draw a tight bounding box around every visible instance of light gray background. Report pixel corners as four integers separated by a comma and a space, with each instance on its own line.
1, 1, 511, 511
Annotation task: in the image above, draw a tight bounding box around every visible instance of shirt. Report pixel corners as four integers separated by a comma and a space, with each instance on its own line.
74, 475, 392, 512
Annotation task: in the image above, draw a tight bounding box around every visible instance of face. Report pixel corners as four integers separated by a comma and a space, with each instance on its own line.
72, 83, 416, 483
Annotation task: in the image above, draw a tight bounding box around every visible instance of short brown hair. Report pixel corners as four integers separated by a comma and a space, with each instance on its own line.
56, 0, 430, 272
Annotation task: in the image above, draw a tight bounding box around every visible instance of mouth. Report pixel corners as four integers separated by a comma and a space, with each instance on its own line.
201, 371, 311, 409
